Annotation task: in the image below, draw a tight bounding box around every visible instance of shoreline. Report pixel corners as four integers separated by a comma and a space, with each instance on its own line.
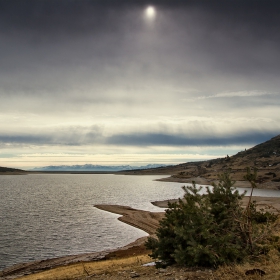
94, 205, 165, 236
152, 196, 280, 213
0, 205, 164, 279
156, 176, 280, 190
2, 195, 280, 279
0, 236, 151, 280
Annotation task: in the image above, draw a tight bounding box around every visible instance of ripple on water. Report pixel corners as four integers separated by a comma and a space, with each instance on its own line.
1, 174, 279, 270
0, 174, 185, 270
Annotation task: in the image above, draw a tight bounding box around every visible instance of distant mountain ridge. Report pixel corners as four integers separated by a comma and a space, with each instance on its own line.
31, 164, 167, 172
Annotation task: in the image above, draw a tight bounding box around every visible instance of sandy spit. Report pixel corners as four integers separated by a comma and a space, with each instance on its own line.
94, 205, 164, 235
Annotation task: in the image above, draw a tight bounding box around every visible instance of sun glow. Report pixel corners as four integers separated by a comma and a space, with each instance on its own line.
145, 6, 156, 20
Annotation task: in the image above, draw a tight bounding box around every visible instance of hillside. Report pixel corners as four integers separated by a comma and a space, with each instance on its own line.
0, 166, 26, 175
120, 135, 280, 189
1, 135, 280, 187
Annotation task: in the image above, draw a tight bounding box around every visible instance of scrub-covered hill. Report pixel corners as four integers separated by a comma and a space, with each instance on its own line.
120, 135, 280, 189
0, 166, 26, 174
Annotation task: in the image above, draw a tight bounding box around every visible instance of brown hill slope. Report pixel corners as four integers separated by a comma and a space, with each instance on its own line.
120, 135, 280, 189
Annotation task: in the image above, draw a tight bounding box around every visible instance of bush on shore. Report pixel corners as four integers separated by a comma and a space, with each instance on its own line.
146, 170, 279, 268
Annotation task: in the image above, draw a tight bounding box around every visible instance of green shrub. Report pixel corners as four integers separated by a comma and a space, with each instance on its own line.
249, 201, 277, 224
146, 172, 279, 268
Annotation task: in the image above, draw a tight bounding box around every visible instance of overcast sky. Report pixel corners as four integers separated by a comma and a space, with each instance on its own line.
1, 0, 280, 169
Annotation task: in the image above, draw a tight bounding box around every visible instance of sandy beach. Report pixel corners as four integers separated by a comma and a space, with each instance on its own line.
1, 193, 280, 279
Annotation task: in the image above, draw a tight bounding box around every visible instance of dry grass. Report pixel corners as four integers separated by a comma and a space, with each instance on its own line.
16, 248, 280, 280
215, 250, 280, 280
16, 219, 280, 280
18, 254, 153, 280
17, 257, 280, 280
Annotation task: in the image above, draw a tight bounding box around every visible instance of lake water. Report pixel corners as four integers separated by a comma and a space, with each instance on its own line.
1, 174, 280, 270
0, 174, 185, 270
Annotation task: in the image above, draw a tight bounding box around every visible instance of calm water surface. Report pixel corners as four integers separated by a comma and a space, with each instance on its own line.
0, 174, 185, 269
1, 174, 279, 270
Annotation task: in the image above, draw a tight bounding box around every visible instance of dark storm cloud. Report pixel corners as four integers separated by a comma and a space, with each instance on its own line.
0, 130, 278, 147
0, 135, 52, 145
1, 0, 279, 35
1, 0, 280, 52
1, 1, 280, 149
1, 0, 280, 95
0, 125, 103, 146
0, 0, 143, 36
106, 131, 278, 147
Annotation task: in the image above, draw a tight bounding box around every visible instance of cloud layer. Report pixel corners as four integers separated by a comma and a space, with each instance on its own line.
0, 0, 279, 168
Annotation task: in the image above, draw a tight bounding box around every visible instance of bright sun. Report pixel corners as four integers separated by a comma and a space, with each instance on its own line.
145, 6, 156, 20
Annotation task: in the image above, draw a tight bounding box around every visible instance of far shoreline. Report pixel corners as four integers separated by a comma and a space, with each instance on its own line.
2, 171, 279, 190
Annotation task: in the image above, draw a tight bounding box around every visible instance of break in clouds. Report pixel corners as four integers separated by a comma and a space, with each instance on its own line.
0, 0, 280, 168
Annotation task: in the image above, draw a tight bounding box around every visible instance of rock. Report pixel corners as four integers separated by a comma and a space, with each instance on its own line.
130, 272, 140, 278
245, 268, 265, 276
